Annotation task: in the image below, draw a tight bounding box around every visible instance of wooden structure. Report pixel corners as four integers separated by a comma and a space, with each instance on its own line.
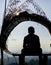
0, 11, 51, 65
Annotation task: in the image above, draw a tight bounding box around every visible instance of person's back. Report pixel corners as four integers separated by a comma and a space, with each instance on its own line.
23, 33, 40, 50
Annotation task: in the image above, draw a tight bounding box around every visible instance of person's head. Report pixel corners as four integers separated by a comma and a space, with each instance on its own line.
28, 26, 35, 34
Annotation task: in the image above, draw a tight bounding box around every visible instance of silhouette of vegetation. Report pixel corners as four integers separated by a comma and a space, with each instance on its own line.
9, 63, 19, 65
48, 59, 51, 65
28, 59, 39, 65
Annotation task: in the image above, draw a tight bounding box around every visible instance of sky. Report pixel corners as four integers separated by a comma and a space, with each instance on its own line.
0, 0, 51, 54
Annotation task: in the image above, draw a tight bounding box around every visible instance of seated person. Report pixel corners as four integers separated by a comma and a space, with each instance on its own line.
22, 26, 42, 55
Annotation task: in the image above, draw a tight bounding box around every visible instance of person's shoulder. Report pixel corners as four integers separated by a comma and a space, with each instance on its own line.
24, 34, 29, 39
34, 34, 39, 39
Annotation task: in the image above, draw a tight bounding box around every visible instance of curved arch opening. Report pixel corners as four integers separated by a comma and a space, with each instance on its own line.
6, 21, 51, 54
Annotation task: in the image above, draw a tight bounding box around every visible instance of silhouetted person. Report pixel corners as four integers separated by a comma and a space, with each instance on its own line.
22, 26, 42, 54
19, 27, 48, 65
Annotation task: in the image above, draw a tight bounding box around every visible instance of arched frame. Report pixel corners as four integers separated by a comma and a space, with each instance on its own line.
0, 11, 51, 50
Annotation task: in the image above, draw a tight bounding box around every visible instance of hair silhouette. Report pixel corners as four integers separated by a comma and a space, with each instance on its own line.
28, 26, 35, 34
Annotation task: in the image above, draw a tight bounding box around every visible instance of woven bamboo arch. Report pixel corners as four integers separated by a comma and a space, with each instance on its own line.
0, 11, 51, 50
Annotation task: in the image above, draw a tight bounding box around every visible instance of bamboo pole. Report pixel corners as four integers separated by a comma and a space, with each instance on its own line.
1, 48, 3, 65
1, 0, 7, 65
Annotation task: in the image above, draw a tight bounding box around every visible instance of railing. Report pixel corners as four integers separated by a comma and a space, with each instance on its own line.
1, 48, 51, 65
12, 53, 50, 65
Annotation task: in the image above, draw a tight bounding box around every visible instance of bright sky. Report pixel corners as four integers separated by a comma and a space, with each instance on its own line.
0, 0, 51, 54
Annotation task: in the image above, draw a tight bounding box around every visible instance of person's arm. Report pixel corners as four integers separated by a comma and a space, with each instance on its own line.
36, 36, 40, 48
23, 38, 26, 49
37, 36, 40, 48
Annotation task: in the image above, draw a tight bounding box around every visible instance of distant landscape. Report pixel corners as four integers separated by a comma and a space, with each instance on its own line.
0, 57, 39, 65
0, 54, 51, 65
0, 57, 51, 65
0, 51, 51, 65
